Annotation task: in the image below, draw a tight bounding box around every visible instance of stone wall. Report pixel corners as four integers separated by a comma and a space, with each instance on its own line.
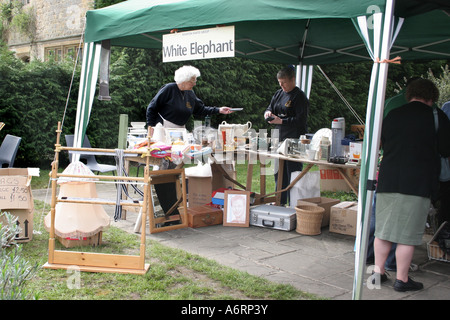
35, 0, 92, 40
6, 0, 94, 61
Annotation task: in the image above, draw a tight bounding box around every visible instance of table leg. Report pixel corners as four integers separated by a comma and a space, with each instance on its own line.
246, 163, 253, 191
260, 160, 266, 198
275, 159, 284, 205
337, 168, 358, 194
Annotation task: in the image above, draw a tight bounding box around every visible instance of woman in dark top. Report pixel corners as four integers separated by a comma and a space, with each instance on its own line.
264, 66, 309, 206
374, 79, 450, 292
146, 65, 232, 128
145, 66, 232, 218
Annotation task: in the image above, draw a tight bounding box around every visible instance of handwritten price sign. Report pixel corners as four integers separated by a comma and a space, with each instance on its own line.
0, 176, 32, 209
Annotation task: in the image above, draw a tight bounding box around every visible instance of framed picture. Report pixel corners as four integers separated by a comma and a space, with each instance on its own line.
223, 190, 250, 227
165, 128, 187, 145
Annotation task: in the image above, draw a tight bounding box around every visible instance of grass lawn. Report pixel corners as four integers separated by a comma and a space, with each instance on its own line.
22, 200, 319, 300
18, 161, 355, 300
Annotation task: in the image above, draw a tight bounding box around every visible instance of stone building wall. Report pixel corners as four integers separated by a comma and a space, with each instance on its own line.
6, 0, 94, 61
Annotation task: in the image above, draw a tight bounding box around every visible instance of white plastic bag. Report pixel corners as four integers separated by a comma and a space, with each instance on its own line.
289, 171, 320, 208
185, 161, 212, 177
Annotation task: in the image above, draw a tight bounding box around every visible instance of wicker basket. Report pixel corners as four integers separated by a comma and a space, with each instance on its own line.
295, 205, 325, 235
427, 222, 450, 262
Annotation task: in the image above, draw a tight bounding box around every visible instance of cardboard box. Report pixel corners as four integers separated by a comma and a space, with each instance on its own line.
0, 168, 33, 210
57, 232, 102, 248
298, 197, 340, 227
319, 166, 359, 192
349, 142, 363, 160
350, 125, 365, 140
187, 176, 213, 208
187, 163, 235, 208
0, 168, 35, 242
329, 201, 358, 236
0, 208, 34, 242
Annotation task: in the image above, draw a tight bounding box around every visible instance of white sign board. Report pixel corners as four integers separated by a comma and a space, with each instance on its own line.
162, 26, 235, 62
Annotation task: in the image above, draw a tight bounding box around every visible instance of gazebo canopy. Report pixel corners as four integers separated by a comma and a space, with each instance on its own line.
84, 0, 450, 65
73, 0, 450, 300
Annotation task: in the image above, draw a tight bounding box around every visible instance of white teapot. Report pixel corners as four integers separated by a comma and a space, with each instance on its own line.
218, 121, 252, 136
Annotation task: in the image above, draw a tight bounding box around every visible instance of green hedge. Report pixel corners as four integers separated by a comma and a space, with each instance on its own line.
0, 45, 78, 167
0, 45, 284, 168
1, 42, 447, 168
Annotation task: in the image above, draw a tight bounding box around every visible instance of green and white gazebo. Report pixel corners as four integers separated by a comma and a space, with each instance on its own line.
73, 0, 450, 299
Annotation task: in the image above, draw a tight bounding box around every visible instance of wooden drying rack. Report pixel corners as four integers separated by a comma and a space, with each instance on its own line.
43, 122, 188, 274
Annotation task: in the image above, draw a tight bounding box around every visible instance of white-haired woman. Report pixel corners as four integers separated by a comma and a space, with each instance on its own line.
146, 66, 232, 222
146, 65, 232, 129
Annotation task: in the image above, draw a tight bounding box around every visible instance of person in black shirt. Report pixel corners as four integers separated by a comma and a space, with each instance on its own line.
146, 65, 232, 129
264, 66, 309, 206
374, 79, 450, 292
146, 66, 233, 221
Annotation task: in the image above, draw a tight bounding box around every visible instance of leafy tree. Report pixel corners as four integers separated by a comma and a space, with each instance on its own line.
86, 47, 283, 150
428, 64, 450, 107
1, 33, 448, 168
308, 62, 372, 133
94, 0, 124, 9
0, 43, 79, 167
